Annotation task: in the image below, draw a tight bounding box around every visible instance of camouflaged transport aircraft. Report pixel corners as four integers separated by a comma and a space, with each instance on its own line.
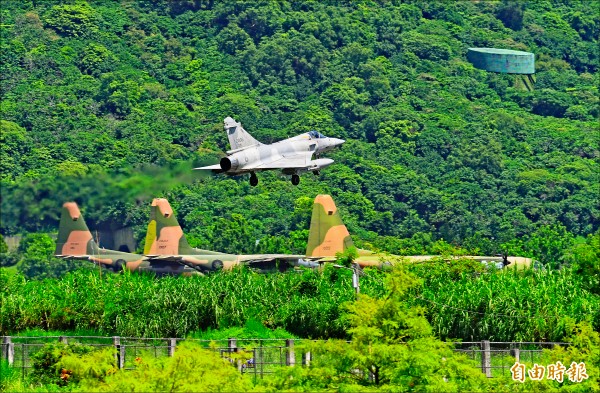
194, 117, 345, 186
306, 195, 533, 269
144, 198, 320, 273
55, 202, 201, 276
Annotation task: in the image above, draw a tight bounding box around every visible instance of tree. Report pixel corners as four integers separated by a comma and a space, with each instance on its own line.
16, 233, 82, 279
44, 3, 99, 37
76, 342, 255, 392
525, 223, 575, 267
78, 43, 115, 76
0, 120, 33, 181
496, 1, 524, 31
264, 266, 491, 391
563, 231, 600, 295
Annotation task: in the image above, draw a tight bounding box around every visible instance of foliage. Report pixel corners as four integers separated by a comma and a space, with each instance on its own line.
0, 234, 7, 254
59, 347, 117, 386
2, 260, 598, 342
13, 233, 83, 280
408, 262, 600, 342
0, 3, 599, 389
188, 318, 297, 340
44, 3, 99, 38
494, 321, 600, 392
335, 247, 359, 268
30, 343, 94, 386
73, 342, 254, 392
0, 267, 385, 339
0, 360, 20, 392
0, 234, 19, 267
1, 266, 599, 392
0, 1, 596, 268
262, 266, 492, 391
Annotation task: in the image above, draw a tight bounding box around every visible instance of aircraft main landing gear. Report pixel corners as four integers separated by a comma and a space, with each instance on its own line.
291, 174, 300, 185
249, 172, 258, 187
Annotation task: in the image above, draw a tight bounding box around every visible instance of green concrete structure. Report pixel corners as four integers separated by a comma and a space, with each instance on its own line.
467, 48, 535, 74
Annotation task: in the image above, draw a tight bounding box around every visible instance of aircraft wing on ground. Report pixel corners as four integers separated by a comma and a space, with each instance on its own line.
237, 254, 305, 262
239, 254, 322, 269
144, 255, 184, 262
56, 254, 110, 261
56, 248, 147, 263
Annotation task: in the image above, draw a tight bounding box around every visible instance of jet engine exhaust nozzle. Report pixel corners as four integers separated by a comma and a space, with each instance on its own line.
220, 157, 239, 172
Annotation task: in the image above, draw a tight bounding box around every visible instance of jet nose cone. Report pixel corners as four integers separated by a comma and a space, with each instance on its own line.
331, 138, 345, 147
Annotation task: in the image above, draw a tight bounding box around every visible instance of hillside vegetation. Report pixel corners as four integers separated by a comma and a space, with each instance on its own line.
0, 1, 597, 263
1, 265, 599, 393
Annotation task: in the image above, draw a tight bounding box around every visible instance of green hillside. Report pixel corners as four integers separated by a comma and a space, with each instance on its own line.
1, 1, 598, 262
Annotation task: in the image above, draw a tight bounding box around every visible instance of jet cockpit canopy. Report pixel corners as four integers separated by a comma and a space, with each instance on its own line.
308, 130, 326, 139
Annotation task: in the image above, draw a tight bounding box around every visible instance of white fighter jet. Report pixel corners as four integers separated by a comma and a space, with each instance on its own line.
194, 117, 345, 186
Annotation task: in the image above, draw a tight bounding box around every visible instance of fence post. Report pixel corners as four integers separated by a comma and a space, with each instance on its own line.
228, 338, 237, 352
286, 339, 295, 366
228, 338, 242, 372
510, 348, 520, 363
59, 336, 68, 344
481, 340, 491, 378
303, 351, 311, 367
168, 338, 176, 357
112, 336, 120, 366
113, 336, 124, 369
3, 336, 14, 366
116, 344, 125, 369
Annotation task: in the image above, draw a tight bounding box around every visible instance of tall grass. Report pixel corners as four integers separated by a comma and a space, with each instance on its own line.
407, 263, 600, 342
0, 267, 385, 339
1, 264, 597, 342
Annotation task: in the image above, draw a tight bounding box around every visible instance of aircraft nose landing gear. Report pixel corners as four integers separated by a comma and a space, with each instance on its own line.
249, 172, 259, 186
291, 174, 300, 185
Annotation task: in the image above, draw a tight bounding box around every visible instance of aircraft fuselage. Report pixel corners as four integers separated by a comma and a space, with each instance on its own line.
222, 132, 344, 175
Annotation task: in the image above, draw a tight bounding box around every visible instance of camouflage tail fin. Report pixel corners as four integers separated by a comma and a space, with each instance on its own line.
224, 116, 262, 151
306, 195, 354, 258
144, 198, 195, 255
55, 202, 100, 256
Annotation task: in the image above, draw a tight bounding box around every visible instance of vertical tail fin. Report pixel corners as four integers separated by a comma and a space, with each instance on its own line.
55, 202, 100, 256
225, 116, 262, 151
144, 198, 195, 255
306, 195, 354, 258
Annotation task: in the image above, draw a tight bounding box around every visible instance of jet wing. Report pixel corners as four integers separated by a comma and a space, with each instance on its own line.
144, 255, 184, 263
239, 254, 322, 268
238, 254, 304, 262
193, 164, 224, 173
248, 152, 314, 170
56, 250, 146, 262
56, 254, 101, 261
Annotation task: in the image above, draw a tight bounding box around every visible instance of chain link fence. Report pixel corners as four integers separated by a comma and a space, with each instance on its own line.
2, 336, 568, 380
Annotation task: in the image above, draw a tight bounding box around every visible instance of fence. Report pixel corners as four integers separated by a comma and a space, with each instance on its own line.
1, 336, 568, 380
454, 341, 570, 378
1, 336, 299, 380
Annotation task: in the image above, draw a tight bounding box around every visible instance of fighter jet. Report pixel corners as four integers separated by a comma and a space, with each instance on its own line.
55, 202, 201, 276
194, 117, 345, 186
306, 194, 533, 269
144, 198, 319, 273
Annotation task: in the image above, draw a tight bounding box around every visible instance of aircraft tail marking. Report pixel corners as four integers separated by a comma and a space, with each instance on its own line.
306, 194, 354, 257
225, 116, 262, 151
145, 198, 195, 255
56, 202, 100, 256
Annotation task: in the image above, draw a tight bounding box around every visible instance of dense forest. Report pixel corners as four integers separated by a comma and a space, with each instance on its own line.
0, 2, 599, 391
1, 0, 598, 264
